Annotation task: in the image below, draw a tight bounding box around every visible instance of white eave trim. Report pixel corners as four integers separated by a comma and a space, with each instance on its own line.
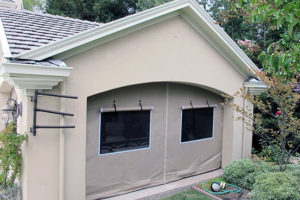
15, 0, 259, 77
0, 61, 72, 95
0, 62, 72, 77
244, 80, 266, 95
0, 19, 11, 58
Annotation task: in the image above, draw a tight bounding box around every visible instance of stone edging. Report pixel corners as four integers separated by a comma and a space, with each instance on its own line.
191, 185, 222, 200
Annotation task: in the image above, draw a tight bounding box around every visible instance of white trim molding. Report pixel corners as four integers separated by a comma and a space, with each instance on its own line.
14, 0, 259, 78
244, 78, 266, 95
0, 61, 72, 96
0, 77, 13, 93
0, 19, 11, 58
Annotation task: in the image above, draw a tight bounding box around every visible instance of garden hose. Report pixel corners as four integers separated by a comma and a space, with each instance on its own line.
201, 180, 241, 195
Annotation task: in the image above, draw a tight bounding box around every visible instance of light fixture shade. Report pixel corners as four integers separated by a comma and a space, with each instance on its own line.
1, 100, 16, 126
1, 103, 14, 125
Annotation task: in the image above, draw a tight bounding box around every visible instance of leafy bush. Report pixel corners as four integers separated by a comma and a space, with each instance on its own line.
0, 123, 27, 189
223, 159, 268, 190
251, 172, 300, 200
0, 185, 21, 200
257, 144, 282, 163
268, 163, 300, 181
285, 164, 300, 182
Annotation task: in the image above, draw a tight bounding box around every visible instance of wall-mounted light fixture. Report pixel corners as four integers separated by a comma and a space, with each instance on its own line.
1, 98, 22, 127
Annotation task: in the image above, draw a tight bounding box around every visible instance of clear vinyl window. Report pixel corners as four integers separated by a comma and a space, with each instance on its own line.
181, 107, 214, 143
99, 110, 151, 155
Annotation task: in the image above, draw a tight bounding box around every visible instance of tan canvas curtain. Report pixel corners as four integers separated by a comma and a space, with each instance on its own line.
86, 82, 223, 200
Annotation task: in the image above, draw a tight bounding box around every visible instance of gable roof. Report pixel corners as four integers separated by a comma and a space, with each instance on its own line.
0, 0, 260, 78
0, 0, 266, 95
0, 8, 100, 56
0, 0, 258, 79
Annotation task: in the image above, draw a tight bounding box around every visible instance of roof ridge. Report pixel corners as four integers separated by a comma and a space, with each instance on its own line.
0, 7, 102, 25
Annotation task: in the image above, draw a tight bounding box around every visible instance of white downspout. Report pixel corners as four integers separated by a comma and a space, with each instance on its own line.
59, 81, 66, 200
163, 83, 169, 184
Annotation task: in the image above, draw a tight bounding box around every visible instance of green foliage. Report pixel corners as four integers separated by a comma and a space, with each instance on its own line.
0, 185, 21, 200
161, 190, 212, 200
136, 0, 172, 11
23, 0, 45, 12
223, 159, 270, 190
257, 143, 282, 163
230, 0, 300, 78
251, 172, 300, 200
280, 164, 300, 182
93, 0, 138, 23
224, 159, 300, 199
46, 0, 138, 23
0, 123, 27, 189
230, 71, 300, 171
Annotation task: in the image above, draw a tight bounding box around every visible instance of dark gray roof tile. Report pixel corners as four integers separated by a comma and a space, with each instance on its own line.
0, 8, 101, 56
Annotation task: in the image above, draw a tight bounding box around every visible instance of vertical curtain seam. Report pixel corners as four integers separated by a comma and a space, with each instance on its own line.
163, 83, 169, 184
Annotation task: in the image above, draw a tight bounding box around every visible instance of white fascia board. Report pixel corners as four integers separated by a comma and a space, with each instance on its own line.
15, 0, 259, 78
244, 81, 266, 89
0, 19, 11, 58
244, 80, 266, 95
16, 0, 190, 60
0, 62, 72, 77
0, 61, 72, 95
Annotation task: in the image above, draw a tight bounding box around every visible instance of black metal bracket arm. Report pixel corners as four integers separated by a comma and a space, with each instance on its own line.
30, 89, 78, 136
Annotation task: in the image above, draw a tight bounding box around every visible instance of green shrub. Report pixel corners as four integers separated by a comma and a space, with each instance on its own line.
257, 144, 282, 163
251, 172, 300, 200
268, 164, 300, 181
223, 159, 270, 190
285, 164, 300, 182
0, 123, 27, 189
0, 185, 21, 200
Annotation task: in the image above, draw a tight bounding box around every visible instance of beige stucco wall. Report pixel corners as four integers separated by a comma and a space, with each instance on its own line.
0, 92, 9, 129
21, 86, 61, 200
20, 15, 251, 200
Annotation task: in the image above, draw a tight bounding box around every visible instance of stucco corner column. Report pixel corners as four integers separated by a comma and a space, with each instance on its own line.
242, 99, 254, 158
221, 96, 245, 168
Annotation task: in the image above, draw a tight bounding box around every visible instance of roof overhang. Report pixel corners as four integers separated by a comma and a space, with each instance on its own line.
0, 60, 72, 95
244, 78, 266, 95
14, 0, 259, 79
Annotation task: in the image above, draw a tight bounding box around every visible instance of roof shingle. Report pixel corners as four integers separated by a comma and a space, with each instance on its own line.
0, 8, 101, 56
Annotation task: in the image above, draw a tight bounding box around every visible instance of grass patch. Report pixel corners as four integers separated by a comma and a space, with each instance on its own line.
161, 190, 212, 200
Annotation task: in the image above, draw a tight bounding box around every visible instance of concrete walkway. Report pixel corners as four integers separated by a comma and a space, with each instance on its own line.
104, 169, 224, 200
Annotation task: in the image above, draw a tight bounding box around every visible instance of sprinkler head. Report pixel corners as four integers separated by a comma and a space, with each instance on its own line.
211, 182, 221, 192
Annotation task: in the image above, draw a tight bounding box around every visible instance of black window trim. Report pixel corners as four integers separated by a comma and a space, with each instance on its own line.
98, 107, 153, 156
180, 105, 216, 144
